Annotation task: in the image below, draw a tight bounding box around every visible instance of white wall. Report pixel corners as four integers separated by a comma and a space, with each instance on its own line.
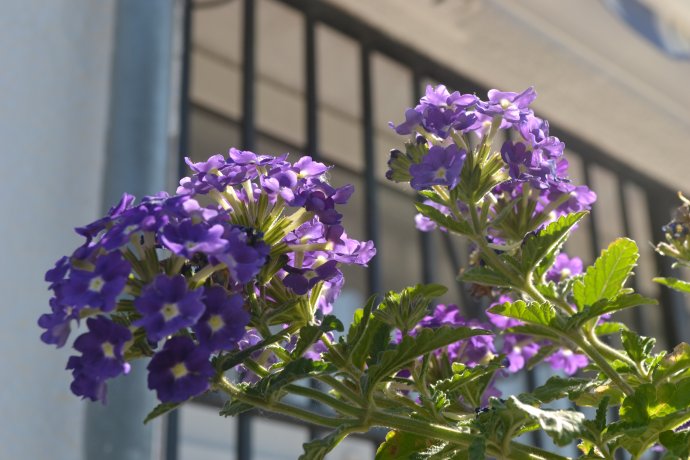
0, 1, 116, 459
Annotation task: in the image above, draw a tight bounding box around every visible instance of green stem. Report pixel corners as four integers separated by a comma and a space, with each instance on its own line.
316, 375, 363, 405
284, 384, 362, 418
216, 377, 355, 429
573, 335, 634, 396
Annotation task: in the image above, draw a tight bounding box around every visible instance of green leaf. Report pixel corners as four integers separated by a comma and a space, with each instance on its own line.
521, 212, 587, 272
336, 296, 392, 370
376, 284, 448, 332
594, 396, 609, 431
252, 358, 331, 399
659, 430, 690, 459
567, 293, 657, 329
375, 430, 436, 460
572, 238, 639, 309
414, 202, 472, 236
594, 321, 628, 336
507, 396, 587, 446
433, 357, 505, 408
292, 315, 343, 358
653, 342, 690, 382
654, 276, 690, 294
219, 399, 253, 417
143, 402, 180, 424
506, 324, 561, 341
525, 376, 595, 404
300, 424, 356, 460
487, 299, 559, 328
364, 326, 491, 395
621, 330, 656, 362
459, 266, 513, 288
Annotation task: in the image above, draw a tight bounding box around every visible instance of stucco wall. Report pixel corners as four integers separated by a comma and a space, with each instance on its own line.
0, 1, 116, 459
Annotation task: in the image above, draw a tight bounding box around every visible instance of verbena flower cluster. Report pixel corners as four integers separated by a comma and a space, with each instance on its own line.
388, 86, 597, 379
40, 150, 374, 403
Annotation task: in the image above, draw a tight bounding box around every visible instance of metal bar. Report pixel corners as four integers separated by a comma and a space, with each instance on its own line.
648, 193, 683, 348
361, 44, 381, 296
165, 409, 180, 460
238, 0, 256, 458
582, 161, 601, 259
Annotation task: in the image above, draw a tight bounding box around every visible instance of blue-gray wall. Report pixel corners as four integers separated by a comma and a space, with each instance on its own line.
0, 1, 116, 459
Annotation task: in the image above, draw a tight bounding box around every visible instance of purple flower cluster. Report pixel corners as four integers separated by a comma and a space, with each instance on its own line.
41, 149, 374, 404
387, 85, 596, 237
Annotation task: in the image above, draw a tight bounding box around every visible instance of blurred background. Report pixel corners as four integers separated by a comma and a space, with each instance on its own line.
2, 0, 690, 459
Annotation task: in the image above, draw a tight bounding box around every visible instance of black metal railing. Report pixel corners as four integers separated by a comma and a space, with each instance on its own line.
167, 0, 689, 458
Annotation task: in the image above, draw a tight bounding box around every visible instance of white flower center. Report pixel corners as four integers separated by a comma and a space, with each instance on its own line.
208, 315, 224, 333
171, 362, 188, 379
499, 98, 512, 109
161, 303, 180, 321
435, 167, 447, 180
102, 342, 115, 358
88, 276, 105, 293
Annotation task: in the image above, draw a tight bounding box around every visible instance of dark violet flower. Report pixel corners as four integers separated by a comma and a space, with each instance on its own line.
61, 252, 131, 313
147, 336, 214, 403
500, 140, 531, 180
193, 286, 249, 352
38, 298, 73, 347
546, 348, 588, 376
72, 316, 131, 380
66, 356, 108, 403
161, 220, 228, 258
551, 184, 597, 214
545, 253, 583, 283
409, 144, 465, 190
283, 260, 340, 295
213, 226, 270, 285
389, 108, 423, 135
134, 275, 205, 343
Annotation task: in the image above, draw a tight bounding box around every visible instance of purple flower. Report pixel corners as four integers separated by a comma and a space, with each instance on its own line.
477, 87, 536, 123
161, 220, 228, 258
546, 348, 588, 375
193, 286, 249, 352
147, 336, 214, 403
212, 226, 270, 285
419, 304, 496, 367
61, 252, 131, 313
66, 356, 108, 403
283, 260, 340, 295
410, 145, 465, 190
501, 335, 539, 373
134, 275, 205, 342
38, 298, 73, 347
545, 253, 583, 283
71, 316, 131, 380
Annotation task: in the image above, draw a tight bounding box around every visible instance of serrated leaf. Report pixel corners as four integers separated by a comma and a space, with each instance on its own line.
459, 266, 513, 288
621, 330, 656, 362
567, 293, 656, 329
364, 326, 491, 395
252, 358, 331, 399
219, 399, 253, 417
654, 342, 690, 382
375, 430, 436, 460
654, 277, 690, 294
292, 315, 343, 358
572, 238, 639, 309
300, 424, 355, 460
415, 202, 473, 235
521, 212, 586, 272
506, 324, 560, 340
507, 396, 586, 446
143, 402, 180, 424
487, 299, 559, 328
595, 396, 609, 431
595, 321, 628, 336
659, 430, 690, 459
524, 376, 595, 404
